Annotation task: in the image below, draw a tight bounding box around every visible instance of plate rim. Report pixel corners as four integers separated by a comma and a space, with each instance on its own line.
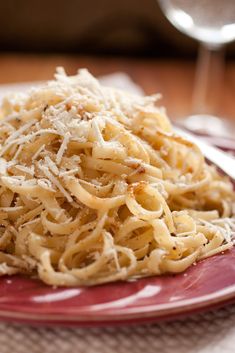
1, 269, 235, 324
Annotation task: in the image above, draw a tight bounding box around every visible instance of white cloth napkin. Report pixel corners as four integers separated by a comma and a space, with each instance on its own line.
1, 305, 235, 353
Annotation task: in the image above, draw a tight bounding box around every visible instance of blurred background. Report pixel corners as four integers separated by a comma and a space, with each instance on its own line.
0, 0, 233, 123
0, 0, 234, 57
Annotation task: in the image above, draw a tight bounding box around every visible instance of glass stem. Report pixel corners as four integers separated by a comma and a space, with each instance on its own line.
192, 44, 225, 115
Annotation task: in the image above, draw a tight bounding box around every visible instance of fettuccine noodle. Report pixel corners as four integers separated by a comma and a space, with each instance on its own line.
0, 67, 234, 286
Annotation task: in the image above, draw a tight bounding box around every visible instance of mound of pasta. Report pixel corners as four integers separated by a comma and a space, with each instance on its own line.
0, 68, 234, 286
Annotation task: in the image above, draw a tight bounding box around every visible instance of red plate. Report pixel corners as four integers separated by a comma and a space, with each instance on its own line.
0, 81, 234, 327
0, 248, 235, 326
0, 138, 233, 327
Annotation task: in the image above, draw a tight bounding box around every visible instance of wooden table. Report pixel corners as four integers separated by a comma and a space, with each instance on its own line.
0, 54, 234, 121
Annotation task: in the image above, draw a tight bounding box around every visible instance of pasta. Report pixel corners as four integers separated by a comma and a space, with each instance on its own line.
0, 67, 234, 286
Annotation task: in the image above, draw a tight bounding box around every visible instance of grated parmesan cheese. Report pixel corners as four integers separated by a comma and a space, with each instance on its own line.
45, 156, 59, 175
5, 119, 36, 144
14, 165, 35, 176
56, 132, 71, 165
32, 144, 45, 161
38, 163, 73, 202
0, 158, 8, 175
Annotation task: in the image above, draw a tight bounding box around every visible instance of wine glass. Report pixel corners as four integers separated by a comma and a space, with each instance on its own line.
157, 0, 235, 137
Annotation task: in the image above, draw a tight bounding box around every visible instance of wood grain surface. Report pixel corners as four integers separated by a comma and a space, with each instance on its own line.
0, 54, 234, 121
